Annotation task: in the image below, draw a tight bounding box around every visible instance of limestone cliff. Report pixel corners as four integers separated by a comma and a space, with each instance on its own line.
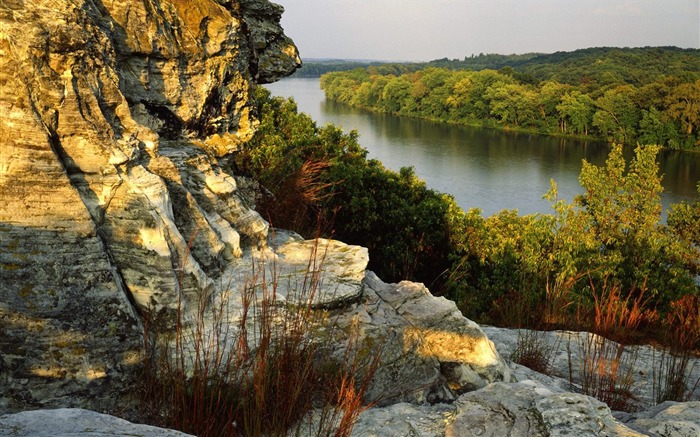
0, 0, 299, 412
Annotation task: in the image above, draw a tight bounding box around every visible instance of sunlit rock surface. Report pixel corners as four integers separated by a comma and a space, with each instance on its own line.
0, 0, 298, 413
326, 271, 512, 405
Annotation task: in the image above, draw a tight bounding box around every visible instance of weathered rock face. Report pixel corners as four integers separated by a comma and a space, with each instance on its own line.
0, 0, 298, 413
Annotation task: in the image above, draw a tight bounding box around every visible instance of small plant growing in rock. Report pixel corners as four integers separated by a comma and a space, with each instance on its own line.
511, 328, 558, 375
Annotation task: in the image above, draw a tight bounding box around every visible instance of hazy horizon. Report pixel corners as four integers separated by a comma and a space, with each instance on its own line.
273, 0, 700, 62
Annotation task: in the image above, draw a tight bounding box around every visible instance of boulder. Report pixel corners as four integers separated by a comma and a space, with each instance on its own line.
0, 408, 193, 436
350, 380, 647, 437
325, 272, 512, 405
616, 402, 700, 437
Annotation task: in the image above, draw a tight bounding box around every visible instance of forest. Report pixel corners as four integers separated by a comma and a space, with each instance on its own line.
318, 47, 700, 150
235, 87, 700, 346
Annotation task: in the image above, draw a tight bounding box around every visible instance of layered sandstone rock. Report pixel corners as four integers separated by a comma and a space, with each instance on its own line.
0, 0, 298, 413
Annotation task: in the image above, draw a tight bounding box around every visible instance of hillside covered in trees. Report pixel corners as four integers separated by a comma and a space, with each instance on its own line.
318, 47, 700, 150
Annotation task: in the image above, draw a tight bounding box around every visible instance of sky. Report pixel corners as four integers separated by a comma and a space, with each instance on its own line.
273, 0, 700, 62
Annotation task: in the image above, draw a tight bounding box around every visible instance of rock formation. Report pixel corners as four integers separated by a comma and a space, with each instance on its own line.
0, 0, 510, 417
0, 0, 300, 412
0, 408, 193, 436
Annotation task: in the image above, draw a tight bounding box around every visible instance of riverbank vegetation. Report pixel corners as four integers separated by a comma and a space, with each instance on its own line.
236, 88, 700, 355
318, 47, 700, 150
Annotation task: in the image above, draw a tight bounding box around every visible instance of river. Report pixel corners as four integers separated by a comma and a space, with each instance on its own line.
264, 78, 700, 218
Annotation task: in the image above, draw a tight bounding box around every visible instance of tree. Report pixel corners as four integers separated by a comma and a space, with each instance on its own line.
556, 91, 595, 135
667, 181, 700, 247
592, 85, 640, 143
551, 144, 698, 306
485, 83, 538, 127
638, 107, 675, 147
536, 81, 570, 131
446, 74, 476, 122
380, 76, 412, 114
665, 80, 700, 137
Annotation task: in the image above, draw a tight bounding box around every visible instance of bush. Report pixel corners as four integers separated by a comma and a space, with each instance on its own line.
236, 87, 458, 288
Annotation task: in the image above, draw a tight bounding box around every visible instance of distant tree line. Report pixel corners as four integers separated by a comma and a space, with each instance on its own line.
298, 47, 700, 86
318, 47, 700, 150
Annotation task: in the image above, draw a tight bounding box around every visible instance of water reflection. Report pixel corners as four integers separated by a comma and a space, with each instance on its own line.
266, 78, 700, 218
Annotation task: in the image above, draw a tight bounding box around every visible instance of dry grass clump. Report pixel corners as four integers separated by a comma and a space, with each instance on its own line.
653, 294, 700, 404
511, 329, 558, 375
507, 274, 699, 412
141, 241, 379, 437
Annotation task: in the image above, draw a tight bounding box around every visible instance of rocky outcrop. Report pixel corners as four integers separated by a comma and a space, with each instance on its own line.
0, 408, 194, 436
350, 380, 647, 437
481, 326, 700, 411
329, 271, 512, 405
3, 0, 696, 435
0, 0, 298, 413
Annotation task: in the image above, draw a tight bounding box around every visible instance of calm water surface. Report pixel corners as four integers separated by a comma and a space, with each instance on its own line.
265, 78, 700, 218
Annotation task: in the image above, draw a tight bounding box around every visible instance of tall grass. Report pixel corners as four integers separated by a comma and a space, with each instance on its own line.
653, 294, 700, 403
568, 279, 651, 411
142, 239, 380, 436
256, 157, 337, 237
575, 332, 639, 411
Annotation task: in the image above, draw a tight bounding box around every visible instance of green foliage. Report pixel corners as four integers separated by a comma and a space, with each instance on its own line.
557, 145, 698, 307
447, 145, 699, 321
236, 87, 455, 286
668, 181, 700, 246
240, 87, 699, 331
320, 49, 700, 150
557, 91, 595, 135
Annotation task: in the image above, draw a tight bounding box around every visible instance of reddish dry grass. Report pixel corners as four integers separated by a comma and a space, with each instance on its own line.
511, 329, 557, 375
652, 295, 700, 403
564, 278, 650, 411
666, 294, 700, 353
142, 239, 380, 437
591, 279, 650, 344
258, 157, 337, 236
